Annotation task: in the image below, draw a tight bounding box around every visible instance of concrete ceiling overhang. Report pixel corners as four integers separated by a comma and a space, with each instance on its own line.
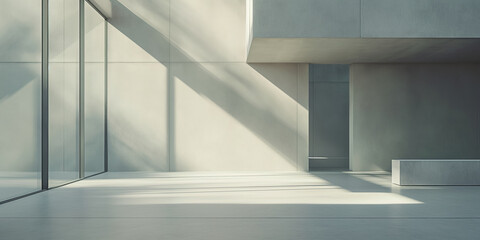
88, 0, 480, 64
248, 0, 480, 64
247, 38, 480, 64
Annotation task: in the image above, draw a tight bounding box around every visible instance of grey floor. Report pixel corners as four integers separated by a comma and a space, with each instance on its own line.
1, 171, 479, 240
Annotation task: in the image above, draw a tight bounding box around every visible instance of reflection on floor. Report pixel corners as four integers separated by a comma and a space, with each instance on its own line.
0, 172, 40, 202
1, 171, 479, 240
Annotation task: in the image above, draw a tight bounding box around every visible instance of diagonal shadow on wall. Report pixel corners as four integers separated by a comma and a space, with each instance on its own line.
106, 0, 305, 170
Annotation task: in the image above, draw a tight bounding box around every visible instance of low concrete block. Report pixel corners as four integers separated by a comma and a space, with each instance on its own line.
392, 160, 480, 186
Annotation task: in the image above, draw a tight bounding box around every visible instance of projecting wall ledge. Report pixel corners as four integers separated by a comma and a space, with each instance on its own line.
252, 0, 480, 39
392, 160, 480, 186
248, 0, 480, 63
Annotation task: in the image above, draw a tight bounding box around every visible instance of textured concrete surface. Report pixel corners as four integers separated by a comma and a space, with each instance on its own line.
108, 63, 169, 171
350, 64, 480, 171
247, 0, 480, 63
252, 0, 360, 38
170, 63, 302, 171
362, 0, 480, 38
107, 0, 170, 63
251, 0, 480, 39
297, 64, 309, 171
105, 0, 309, 171
170, 0, 246, 62
392, 160, 480, 186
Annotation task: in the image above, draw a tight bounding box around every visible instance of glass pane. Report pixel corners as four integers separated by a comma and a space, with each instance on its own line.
49, 0, 80, 187
84, 2, 106, 176
0, 0, 42, 201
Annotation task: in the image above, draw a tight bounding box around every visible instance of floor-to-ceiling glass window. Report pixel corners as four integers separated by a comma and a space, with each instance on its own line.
48, 0, 80, 187
0, 0, 42, 202
0, 0, 106, 202
84, 2, 106, 176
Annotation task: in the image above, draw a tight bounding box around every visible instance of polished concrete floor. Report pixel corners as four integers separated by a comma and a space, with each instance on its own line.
1, 171, 479, 240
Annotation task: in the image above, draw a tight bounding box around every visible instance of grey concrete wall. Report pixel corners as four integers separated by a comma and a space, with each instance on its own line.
107, 0, 309, 171
252, 0, 360, 38
251, 0, 480, 38
361, 0, 480, 38
248, 0, 480, 64
309, 65, 349, 169
350, 64, 480, 171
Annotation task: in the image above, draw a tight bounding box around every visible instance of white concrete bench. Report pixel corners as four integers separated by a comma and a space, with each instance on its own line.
392, 159, 480, 186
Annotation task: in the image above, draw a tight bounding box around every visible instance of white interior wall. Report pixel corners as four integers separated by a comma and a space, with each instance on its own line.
106, 0, 308, 171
